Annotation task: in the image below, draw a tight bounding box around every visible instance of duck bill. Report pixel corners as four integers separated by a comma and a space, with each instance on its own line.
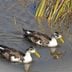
59, 37, 64, 43
34, 51, 41, 58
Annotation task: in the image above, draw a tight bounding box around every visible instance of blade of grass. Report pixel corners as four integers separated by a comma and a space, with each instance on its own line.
51, 0, 65, 23
52, 0, 60, 16
54, 0, 71, 23
48, 6, 54, 25
38, 0, 46, 17
35, 0, 42, 17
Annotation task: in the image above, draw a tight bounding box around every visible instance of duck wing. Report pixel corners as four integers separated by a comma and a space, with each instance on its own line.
23, 28, 51, 46
9, 48, 25, 58
34, 33, 51, 46
0, 45, 25, 62
26, 32, 51, 46
33, 32, 51, 40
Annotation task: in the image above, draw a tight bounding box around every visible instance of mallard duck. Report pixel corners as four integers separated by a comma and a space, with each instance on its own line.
0, 45, 40, 72
23, 28, 64, 59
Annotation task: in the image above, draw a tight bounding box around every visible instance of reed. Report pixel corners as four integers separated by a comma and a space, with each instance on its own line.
47, 0, 72, 25
35, 0, 47, 17
35, 0, 72, 32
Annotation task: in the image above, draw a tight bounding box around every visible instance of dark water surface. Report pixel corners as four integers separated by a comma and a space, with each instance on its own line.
0, 0, 72, 72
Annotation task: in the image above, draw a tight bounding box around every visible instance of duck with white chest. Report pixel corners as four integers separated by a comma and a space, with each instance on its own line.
0, 45, 40, 72
23, 28, 64, 59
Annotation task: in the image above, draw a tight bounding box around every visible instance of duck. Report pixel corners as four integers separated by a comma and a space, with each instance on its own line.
23, 28, 64, 59
0, 45, 40, 72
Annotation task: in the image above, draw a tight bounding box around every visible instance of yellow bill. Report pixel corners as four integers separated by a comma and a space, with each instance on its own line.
59, 37, 64, 43
34, 51, 41, 58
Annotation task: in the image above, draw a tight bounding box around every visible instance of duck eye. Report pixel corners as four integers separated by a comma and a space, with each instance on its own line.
29, 48, 33, 50
55, 32, 59, 34
56, 34, 59, 37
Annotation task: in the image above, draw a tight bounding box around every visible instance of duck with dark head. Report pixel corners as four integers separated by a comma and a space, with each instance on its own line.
23, 28, 64, 59
0, 45, 40, 72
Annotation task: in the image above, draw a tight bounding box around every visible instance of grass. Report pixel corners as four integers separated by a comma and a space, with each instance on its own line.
35, 0, 72, 33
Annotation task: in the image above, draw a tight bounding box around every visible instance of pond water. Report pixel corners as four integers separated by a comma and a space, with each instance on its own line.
0, 0, 72, 72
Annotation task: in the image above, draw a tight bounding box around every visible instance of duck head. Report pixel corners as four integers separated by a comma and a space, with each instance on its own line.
53, 32, 64, 43
26, 46, 41, 58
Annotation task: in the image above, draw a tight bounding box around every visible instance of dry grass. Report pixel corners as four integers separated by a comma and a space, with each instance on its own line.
35, 0, 72, 33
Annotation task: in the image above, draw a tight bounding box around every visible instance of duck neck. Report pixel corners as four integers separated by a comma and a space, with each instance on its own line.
25, 51, 31, 57
48, 37, 58, 47
23, 51, 32, 63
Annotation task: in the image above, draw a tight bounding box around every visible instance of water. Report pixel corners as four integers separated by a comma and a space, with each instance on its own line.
0, 0, 72, 72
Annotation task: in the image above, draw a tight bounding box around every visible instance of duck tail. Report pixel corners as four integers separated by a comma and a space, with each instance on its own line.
0, 45, 5, 53
23, 28, 27, 33
23, 28, 28, 37
23, 28, 31, 35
